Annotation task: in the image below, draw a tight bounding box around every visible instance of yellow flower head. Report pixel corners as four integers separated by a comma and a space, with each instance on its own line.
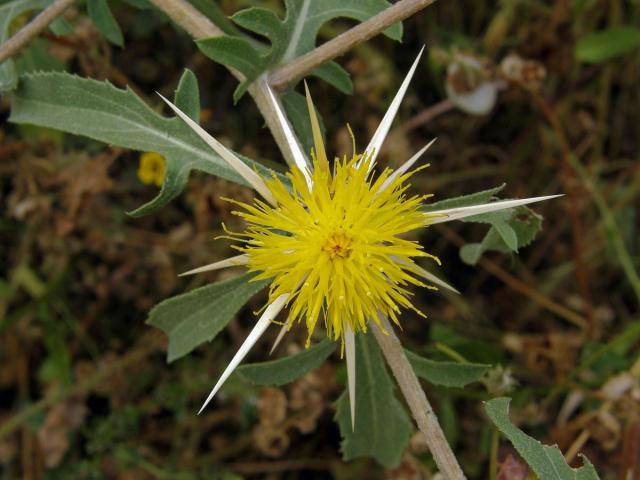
138, 152, 166, 187
225, 152, 439, 346
159, 48, 557, 416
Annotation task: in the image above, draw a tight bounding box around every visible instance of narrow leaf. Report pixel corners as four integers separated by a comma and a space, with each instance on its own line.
405, 350, 490, 388
147, 273, 269, 362
87, 0, 124, 47
237, 338, 336, 386
576, 27, 640, 63
485, 397, 601, 479
335, 332, 413, 467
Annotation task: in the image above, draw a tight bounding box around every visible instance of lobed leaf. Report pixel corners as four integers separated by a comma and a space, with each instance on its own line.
485, 398, 601, 479
459, 206, 543, 265
8, 72, 285, 216
425, 186, 544, 265
405, 349, 490, 388
236, 338, 336, 386
196, 0, 402, 100
147, 273, 270, 363
335, 332, 413, 467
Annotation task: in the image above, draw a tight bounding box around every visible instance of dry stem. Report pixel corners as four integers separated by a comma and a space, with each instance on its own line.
372, 317, 466, 479
269, 0, 437, 90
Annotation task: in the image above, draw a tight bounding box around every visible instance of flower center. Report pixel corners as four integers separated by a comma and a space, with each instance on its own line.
322, 231, 353, 259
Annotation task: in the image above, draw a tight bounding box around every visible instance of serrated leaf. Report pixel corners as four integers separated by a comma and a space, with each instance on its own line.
9, 72, 284, 216
87, 0, 124, 47
335, 332, 413, 467
147, 273, 269, 362
174, 69, 200, 122
405, 349, 490, 388
485, 397, 601, 479
237, 338, 335, 386
576, 26, 640, 63
197, 0, 401, 98
0, 0, 52, 91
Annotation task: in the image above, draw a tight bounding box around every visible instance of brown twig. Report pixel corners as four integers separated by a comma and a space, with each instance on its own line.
372, 317, 466, 479
269, 0, 437, 91
0, 0, 76, 63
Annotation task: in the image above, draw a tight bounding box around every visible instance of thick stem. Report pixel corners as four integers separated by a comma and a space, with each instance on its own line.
269, 0, 437, 90
372, 317, 466, 479
0, 0, 75, 63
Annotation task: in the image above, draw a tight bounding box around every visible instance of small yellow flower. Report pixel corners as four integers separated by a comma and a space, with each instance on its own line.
138, 152, 166, 187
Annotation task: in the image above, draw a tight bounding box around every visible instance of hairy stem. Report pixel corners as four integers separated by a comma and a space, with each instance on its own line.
372, 317, 466, 479
0, 0, 75, 63
269, 0, 437, 90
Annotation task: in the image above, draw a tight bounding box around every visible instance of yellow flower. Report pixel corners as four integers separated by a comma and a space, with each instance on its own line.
138, 152, 166, 187
159, 48, 558, 420
224, 153, 439, 347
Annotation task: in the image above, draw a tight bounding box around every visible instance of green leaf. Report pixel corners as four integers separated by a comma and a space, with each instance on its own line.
197, 0, 401, 99
15, 39, 65, 74
173, 68, 200, 122
9, 72, 284, 216
485, 398, 601, 479
0, 0, 52, 91
335, 332, 413, 467
187, 0, 243, 37
147, 273, 270, 363
87, 0, 124, 47
425, 185, 544, 264
459, 206, 543, 265
237, 338, 336, 386
405, 350, 490, 388
49, 17, 74, 35
576, 26, 640, 63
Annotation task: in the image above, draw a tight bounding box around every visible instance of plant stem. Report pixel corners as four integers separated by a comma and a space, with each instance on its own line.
269, 0, 437, 91
147, 0, 304, 169
372, 317, 466, 479
0, 0, 75, 63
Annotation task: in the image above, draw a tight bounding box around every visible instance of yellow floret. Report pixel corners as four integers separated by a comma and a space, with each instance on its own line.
225, 153, 439, 346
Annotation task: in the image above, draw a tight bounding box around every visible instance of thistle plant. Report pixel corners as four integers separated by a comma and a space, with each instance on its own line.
160, 50, 558, 426
1, 0, 608, 478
